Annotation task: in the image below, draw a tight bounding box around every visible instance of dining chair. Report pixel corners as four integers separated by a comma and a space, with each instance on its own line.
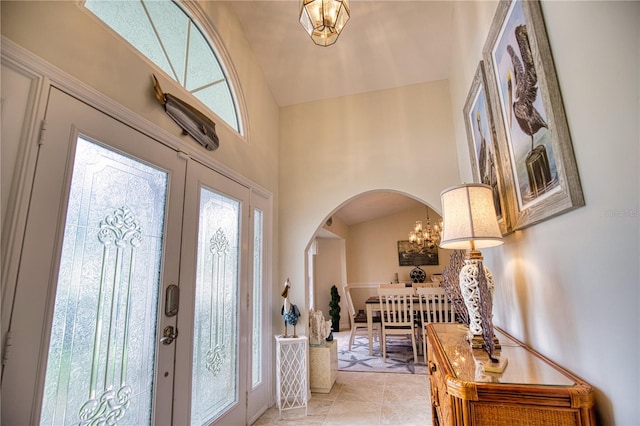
415, 287, 456, 364
411, 282, 440, 293
379, 283, 406, 288
377, 287, 418, 363
343, 285, 380, 350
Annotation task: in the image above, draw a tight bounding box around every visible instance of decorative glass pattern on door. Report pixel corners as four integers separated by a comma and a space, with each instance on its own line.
191, 187, 240, 425
251, 208, 263, 388
40, 137, 168, 425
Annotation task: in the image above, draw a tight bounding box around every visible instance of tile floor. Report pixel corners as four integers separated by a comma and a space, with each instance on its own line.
252, 333, 433, 426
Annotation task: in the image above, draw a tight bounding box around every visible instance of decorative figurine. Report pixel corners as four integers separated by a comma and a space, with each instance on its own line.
281, 278, 300, 338
309, 309, 331, 346
152, 74, 219, 151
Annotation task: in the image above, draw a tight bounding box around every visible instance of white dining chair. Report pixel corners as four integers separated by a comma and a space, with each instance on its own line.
415, 287, 456, 364
411, 282, 440, 293
377, 287, 418, 363
379, 283, 406, 288
343, 285, 379, 350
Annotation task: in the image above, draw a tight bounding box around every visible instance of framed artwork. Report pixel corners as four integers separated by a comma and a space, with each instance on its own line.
463, 61, 512, 236
397, 240, 438, 266
482, 0, 584, 230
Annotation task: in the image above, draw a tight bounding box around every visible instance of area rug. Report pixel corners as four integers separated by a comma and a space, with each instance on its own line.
336, 334, 427, 375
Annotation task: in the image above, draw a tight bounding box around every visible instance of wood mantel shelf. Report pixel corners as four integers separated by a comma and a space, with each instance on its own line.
426, 323, 595, 426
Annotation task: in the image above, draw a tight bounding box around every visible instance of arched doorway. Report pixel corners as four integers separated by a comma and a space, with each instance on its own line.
306, 191, 447, 332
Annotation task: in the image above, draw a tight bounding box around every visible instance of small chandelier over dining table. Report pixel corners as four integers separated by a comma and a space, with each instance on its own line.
408, 207, 442, 253
299, 0, 350, 47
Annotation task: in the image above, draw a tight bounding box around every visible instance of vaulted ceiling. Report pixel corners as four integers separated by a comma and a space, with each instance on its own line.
225, 1, 454, 107
224, 1, 454, 225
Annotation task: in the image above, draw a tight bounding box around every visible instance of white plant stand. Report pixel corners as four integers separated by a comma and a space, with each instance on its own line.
275, 335, 308, 418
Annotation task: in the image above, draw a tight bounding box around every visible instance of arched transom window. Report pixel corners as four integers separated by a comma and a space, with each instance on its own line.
85, 0, 242, 134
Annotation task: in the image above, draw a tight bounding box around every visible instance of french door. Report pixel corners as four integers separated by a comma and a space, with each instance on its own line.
174, 159, 249, 425
1, 87, 268, 425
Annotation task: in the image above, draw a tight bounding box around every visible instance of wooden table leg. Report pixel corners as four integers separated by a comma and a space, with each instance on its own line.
367, 303, 374, 356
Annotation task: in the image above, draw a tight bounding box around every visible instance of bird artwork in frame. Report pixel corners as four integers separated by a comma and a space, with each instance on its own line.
463, 62, 511, 236
482, 0, 584, 230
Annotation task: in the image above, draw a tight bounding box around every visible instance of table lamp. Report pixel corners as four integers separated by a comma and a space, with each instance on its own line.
439, 183, 503, 350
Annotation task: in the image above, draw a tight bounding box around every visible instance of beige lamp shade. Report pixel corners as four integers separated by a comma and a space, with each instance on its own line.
439, 183, 503, 250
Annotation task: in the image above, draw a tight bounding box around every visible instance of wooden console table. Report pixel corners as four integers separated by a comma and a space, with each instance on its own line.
426, 323, 595, 426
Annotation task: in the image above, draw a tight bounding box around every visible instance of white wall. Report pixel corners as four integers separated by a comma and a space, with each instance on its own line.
447, 1, 639, 424
313, 238, 347, 330
5, 1, 637, 423
1, 0, 283, 355
343, 205, 453, 312
1, 1, 279, 194
279, 79, 461, 330
1, 0, 282, 415
0, 67, 34, 223
346, 205, 450, 284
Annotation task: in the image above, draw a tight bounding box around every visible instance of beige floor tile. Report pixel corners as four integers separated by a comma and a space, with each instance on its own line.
339, 382, 385, 403
383, 374, 430, 406
251, 415, 273, 425
323, 399, 382, 425
337, 370, 387, 386
270, 406, 323, 425
253, 332, 435, 426
252, 406, 279, 425
380, 401, 432, 426
309, 382, 343, 401
307, 397, 334, 416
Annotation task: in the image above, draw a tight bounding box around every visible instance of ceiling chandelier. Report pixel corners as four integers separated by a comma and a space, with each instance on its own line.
408, 207, 442, 253
299, 0, 350, 47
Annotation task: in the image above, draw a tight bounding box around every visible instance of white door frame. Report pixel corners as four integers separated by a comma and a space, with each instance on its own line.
2, 86, 189, 424
1, 39, 273, 426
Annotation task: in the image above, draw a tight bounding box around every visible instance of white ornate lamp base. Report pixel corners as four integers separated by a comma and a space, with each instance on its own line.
459, 254, 500, 349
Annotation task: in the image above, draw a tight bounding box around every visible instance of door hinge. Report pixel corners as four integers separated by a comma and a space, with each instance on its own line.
2, 331, 13, 366
38, 120, 48, 146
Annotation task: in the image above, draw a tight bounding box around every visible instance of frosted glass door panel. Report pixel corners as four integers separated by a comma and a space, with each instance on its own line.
252, 209, 263, 388
40, 137, 168, 425
190, 187, 241, 425
246, 192, 271, 424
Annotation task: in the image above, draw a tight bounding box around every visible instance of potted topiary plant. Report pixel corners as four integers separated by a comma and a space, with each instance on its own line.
328, 284, 341, 332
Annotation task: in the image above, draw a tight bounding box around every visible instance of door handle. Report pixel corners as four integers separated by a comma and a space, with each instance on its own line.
160, 325, 178, 345
165, 284, 179, 317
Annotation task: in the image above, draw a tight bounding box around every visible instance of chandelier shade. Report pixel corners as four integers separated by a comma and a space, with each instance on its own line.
299, 0, 350, 47
439, 183, 503, 250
